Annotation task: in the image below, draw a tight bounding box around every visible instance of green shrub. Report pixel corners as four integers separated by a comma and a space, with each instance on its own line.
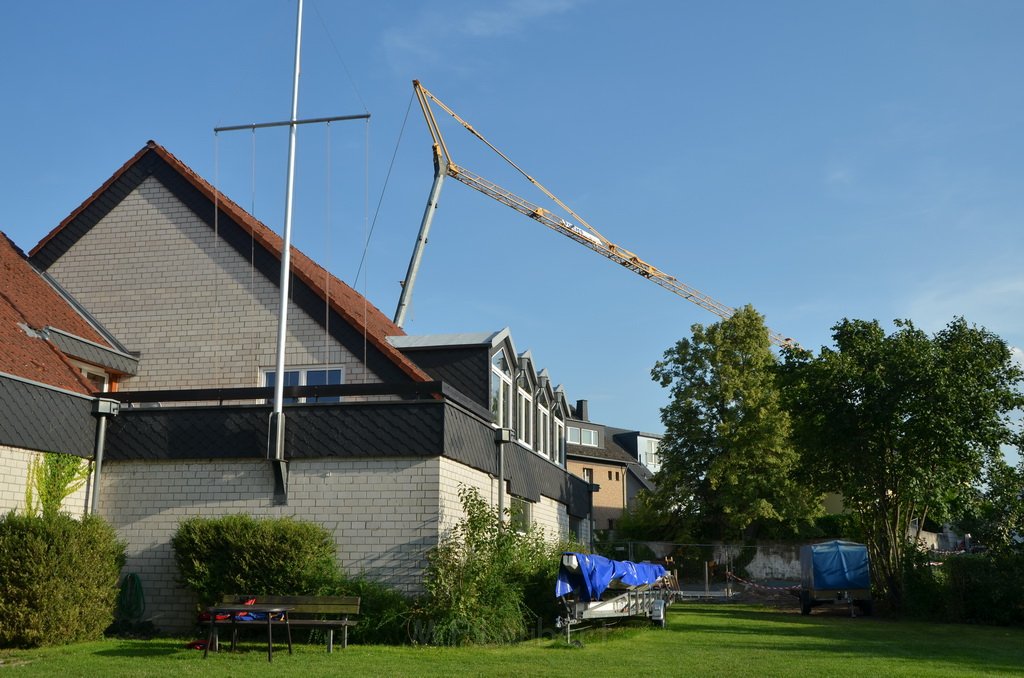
328, 574, 412, 645
903, 550, 1024, 626
171, 514, 338, 606
415, 486, 577, 645
0, 512, 125, 647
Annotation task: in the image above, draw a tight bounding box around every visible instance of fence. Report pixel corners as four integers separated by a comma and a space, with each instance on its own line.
597, 541, 804, 599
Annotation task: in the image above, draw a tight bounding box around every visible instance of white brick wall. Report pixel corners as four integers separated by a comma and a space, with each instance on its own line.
0, 445, 92, 518
47, 177, 376, 391
98, 456, 441, 632
436, 456, 572, 543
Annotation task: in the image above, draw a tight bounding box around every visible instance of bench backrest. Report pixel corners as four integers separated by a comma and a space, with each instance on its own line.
221, 594, 360, 616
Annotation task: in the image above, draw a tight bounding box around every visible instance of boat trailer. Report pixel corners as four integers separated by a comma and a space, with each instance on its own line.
555, 552, 676, 644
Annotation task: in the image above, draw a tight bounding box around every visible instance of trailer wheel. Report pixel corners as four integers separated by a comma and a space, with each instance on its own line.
800, 591, 812, 616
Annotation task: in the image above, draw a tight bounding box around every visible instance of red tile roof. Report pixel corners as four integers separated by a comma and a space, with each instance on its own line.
0, 233, 97, 393
32, 141, 431, 384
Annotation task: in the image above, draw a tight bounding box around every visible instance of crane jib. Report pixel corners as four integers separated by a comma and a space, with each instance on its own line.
407, 80, 796, 348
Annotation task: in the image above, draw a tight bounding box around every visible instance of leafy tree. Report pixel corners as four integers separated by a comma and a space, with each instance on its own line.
954, 458, 1024, 554
650, 305, 821, 541
779, 317, 1023, 608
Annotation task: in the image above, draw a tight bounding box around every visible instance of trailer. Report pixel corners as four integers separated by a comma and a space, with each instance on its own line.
555, 552, 675, 644
799, 540, 873, 616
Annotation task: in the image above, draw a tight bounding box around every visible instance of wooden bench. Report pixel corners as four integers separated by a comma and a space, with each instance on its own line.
214, 594, 360, 652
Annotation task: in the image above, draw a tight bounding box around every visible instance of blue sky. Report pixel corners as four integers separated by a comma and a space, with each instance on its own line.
1, 1, 1022, 462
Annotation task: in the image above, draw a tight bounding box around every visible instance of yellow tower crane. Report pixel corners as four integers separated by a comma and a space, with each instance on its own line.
394, 80, 794, 348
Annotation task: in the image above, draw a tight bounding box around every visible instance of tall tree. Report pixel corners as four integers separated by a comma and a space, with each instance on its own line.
779, 318, 1023, 608
651, 305, 820, 541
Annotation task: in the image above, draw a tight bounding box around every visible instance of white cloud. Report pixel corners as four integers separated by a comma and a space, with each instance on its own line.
904, 273, 1024, 338
381, 0, 584, 73
461, 0, 581, 37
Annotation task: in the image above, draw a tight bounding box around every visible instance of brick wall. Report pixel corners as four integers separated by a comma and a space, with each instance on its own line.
0, 445, 91, 517
46, 177, 375, 391
97, 456, 442, 632
436, 456, 572, 542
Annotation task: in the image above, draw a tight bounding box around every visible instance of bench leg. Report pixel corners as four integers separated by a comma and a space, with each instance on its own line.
267, 616, 273, 662
342, 622, 348, 649
203, 623, 215, 658
286, 617, 293, 655
327, 628, 334, 653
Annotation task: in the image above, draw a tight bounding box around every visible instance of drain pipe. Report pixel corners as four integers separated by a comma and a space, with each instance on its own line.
90, 398, 120, 515
494, 427, 513, 528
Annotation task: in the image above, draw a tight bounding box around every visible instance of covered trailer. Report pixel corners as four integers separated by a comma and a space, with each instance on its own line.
799, 540, 872, 615
555, 552, 675, 644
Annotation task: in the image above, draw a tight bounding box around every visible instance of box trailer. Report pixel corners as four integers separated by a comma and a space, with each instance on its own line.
799, 540, 872, 616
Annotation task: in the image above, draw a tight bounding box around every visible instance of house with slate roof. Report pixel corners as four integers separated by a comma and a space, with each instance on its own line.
564, 399, 661, 532
0, 232, 136, 514
3, 141, 591, 632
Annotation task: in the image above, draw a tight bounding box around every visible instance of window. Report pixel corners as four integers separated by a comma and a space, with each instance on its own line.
580, 428, 598, 447
70, 360, 110, 392
615, 471, 620, 481
510, 496, 532, 533
582, 468, 593, 484
555, 418, 565, 465
569, 515, 583, 541
490, 350, 513, 428
537, 403, 550, 458
640, 437, 661, 473
608, 470, 613, 480
567, 426, 581, 444
264, 366, 344, 403
517, 386, 533, 448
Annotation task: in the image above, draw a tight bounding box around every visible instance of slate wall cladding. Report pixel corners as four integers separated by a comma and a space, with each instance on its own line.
0, 444, 91, 517
0, 375, 96, 457
43, 176, 375, 392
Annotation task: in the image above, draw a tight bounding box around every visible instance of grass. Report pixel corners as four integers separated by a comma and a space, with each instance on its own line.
1, 603, 1021, 677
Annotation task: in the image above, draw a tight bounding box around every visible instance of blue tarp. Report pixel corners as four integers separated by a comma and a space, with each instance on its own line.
555, 552, 667, 602
801, 540, 870, 591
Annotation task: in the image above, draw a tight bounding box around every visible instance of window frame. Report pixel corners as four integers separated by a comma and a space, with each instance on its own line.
262, 365, 346, 403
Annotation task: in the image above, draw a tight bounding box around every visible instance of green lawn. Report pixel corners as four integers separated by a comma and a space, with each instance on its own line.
1, 604, 1021, 677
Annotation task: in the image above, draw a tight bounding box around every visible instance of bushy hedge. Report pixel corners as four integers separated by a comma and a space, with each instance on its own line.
415, 486, 578, 645
171, 514, 339, 605
904, 551, 1024, 626
0, 512, 125, 647
171, 514, 411, 644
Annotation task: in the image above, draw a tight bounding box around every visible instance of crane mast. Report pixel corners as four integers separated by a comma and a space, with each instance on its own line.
395, 80, 794, 348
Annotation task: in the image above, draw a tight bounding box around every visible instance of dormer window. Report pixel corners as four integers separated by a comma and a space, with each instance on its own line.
517, 385, 533, 448
490, 349, 513, 428
69, 359, 111, 392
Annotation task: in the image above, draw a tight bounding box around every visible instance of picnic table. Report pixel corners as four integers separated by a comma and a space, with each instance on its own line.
203, 603, 293, 662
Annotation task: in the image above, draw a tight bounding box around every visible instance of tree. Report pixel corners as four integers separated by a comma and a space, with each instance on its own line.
650, 305, 821, 541
954, 458, 1024, 553
779, 318, 1024, 608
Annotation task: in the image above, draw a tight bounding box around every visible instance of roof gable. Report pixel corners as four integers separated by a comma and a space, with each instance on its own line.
30, 141, 430, 384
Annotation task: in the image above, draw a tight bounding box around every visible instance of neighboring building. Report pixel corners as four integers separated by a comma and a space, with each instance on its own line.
0, 232, 136, 516
1, 141, 591, 632
564, 399, 660, 533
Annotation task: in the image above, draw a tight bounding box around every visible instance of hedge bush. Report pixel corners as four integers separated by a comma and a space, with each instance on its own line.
904, 550, 1024, 626
0, 512, 125, 647
172, 514, 413, 643
171, 514, 339, 606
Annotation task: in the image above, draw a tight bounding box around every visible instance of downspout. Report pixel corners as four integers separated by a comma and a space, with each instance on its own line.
90, 398, 120, 515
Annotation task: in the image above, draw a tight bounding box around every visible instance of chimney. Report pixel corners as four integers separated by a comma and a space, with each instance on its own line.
575, 399, 589, 421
